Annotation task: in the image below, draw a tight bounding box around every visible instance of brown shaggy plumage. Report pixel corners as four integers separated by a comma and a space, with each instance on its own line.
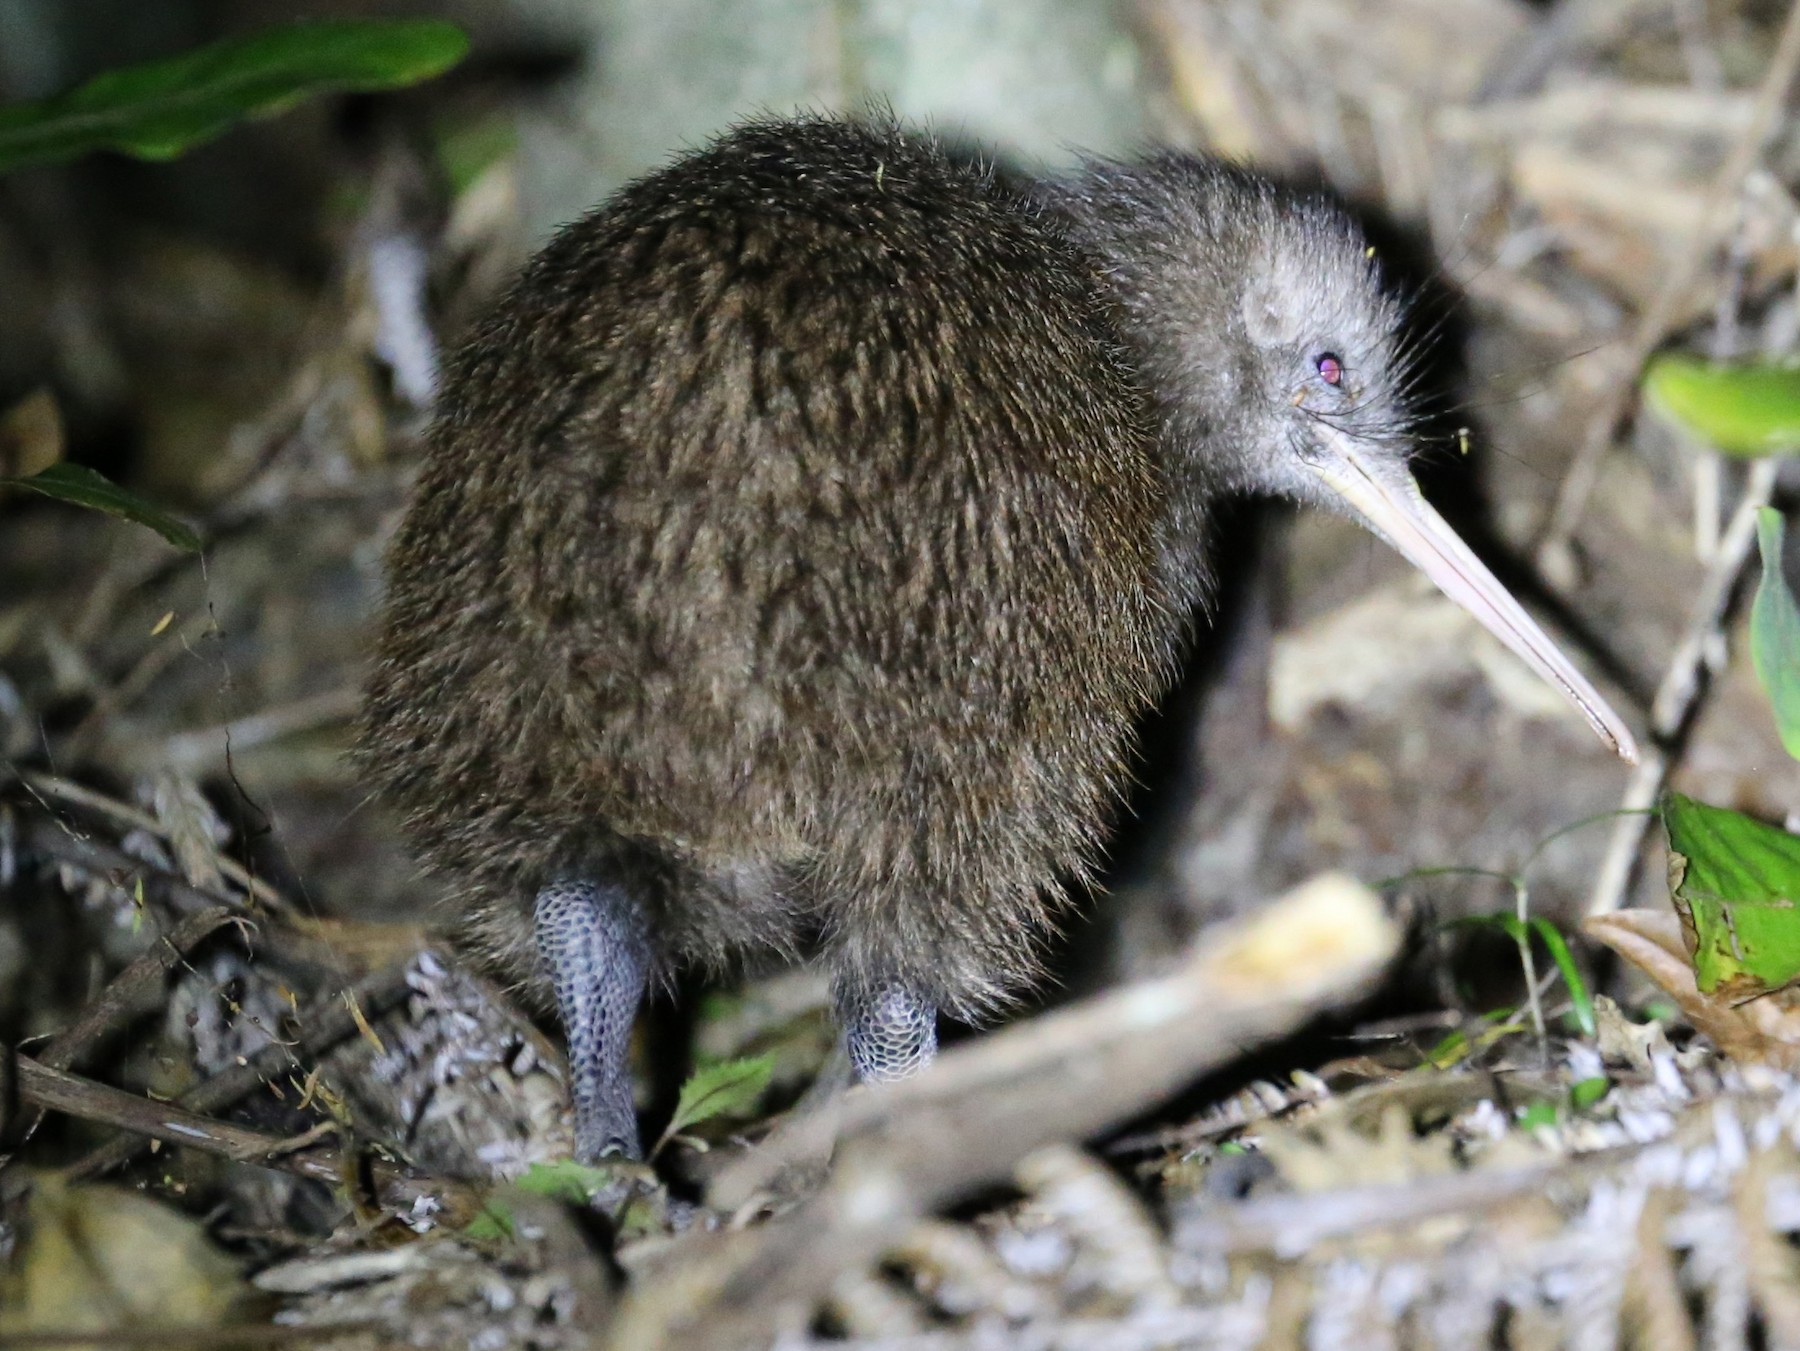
361, 115, 1189, 1020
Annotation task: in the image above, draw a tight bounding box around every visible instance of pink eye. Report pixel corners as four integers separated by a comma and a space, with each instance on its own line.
1315, 352, 1344, 386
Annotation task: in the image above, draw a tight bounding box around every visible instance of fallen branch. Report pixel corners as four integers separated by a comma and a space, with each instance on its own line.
611, 872, 1401, 1351
16, 1054, 341, 1175
13, 1052, 480, 1223
6, 904, 239, 1150
36, 906, 238, 1073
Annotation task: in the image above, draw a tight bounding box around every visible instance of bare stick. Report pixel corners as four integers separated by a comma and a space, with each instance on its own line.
1172, 1141, 1647, 1257
1535, 0, 1800, 566
16, 1054, 343, 1176
36, 907, 238, 1073
15, 1050, 477, 1221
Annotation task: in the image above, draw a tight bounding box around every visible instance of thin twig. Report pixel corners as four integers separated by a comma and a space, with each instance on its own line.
160, 687, 360, 774
18, 769, 293, 914
16, 1054, 343, 1175
20, 814, 275, 925
14, 1047, 479, 1223
5, 906, 240, 1151
58, 610, 215, 763
36, 907, 238, 1073
1535, 0, 1800, 567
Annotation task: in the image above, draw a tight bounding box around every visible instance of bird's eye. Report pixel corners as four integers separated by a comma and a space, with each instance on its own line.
1315, 352, 1344, 387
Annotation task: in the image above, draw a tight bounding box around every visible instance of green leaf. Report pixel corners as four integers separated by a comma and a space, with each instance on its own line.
655, 1055, 774, 1155
1569, 1075, 1610, 1111
511, 1159, 619, 1205
1642, 355, 1800, 457
1516, 1100, 1558, 1131
1528, 917, 1596, 1038
0, 19, 468, 174
461, 1160, 621, 1240
0, 463, 200, 550
1753, 508, 1800, 761
1662, 792, 1800, 997
1422, 1008, 1522, 1069
463, 1204, 513, 1241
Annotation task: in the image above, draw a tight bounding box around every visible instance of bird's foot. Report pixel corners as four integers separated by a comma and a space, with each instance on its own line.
835, 978, 938, 1083
534, 879, 648, 1161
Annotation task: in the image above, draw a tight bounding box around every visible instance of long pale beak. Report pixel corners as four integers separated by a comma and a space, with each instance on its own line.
1308, 436, 1639, 764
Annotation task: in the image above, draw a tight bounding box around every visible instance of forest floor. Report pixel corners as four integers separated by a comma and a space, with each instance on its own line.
6, 0, 1800, 1346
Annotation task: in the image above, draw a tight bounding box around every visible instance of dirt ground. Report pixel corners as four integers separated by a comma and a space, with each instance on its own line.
5, 1, 1800, 1346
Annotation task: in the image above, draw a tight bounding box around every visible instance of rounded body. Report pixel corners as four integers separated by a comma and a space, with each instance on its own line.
362, 116, 1181, 1017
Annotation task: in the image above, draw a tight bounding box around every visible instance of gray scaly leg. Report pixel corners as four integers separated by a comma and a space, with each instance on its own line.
833, 977, 938, 1083
534, 880, 649, 1160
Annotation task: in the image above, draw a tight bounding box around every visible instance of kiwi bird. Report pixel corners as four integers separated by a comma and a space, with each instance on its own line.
361, 114, 1636, 1161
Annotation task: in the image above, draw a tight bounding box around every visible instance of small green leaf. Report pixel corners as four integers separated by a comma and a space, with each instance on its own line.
463, 1203, 514, 1241
1662, 792, 1800, 997
1643, 355, 1800, 457
461, 1160, 620, 1240
1569, 1076, 1610, 1111
1752, 508, 1800, 761
1422, 1008, 1521, 1069
511, 1159, 619, 1205
0, 19, 468, 175
0, 463, 200, 550
1528, 917, 1596, 1039
653, 1055, 774, 1157
1516, 1100, 1558, 1131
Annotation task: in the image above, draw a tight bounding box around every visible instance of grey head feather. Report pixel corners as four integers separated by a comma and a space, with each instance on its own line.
1042, 154, 1415, 512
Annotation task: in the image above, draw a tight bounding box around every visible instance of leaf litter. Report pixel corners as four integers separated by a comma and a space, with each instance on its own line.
9, 0, 1800, 1347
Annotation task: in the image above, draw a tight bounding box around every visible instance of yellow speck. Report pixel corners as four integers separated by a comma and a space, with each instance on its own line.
344, 990, 387, 1056
1365, 246, 1377, 259
150, 610, 174, 636
875, 161, 885, 189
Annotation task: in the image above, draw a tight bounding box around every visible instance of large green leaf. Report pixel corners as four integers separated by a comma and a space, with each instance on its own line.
0, 19, 468, 174
1642, 355, 1800, 457
1662, 792, 1800, 997
1753, 508, 1800, 761
0, 464, 200, 551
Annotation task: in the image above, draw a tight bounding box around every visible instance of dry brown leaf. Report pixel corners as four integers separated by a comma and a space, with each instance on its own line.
1584, 909, 1800, 1068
